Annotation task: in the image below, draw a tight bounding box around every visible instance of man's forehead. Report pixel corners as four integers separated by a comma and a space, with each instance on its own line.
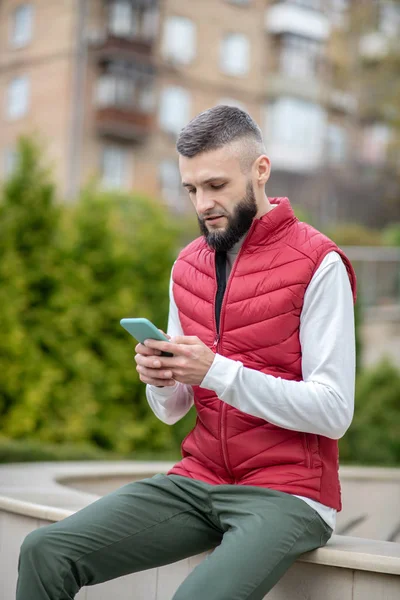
179, 147, 240, 183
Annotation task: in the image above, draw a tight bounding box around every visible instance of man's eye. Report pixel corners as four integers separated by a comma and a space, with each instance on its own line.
211, 183, 225, 190
188, 188, 196, 194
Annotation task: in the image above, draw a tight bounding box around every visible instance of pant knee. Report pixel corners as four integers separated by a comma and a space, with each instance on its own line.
19, 525, 85, 595
20, 526, 51, 564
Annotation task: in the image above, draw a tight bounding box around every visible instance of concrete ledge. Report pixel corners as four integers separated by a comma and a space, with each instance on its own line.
1, 462, 400, 599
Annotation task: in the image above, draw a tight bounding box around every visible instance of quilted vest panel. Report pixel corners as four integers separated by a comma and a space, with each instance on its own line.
167, 198, 357, 511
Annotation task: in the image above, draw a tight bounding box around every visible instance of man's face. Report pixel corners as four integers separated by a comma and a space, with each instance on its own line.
179, 147, 258, 252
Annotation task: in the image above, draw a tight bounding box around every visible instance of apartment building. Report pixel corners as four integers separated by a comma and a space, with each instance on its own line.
0, 0, 397, 221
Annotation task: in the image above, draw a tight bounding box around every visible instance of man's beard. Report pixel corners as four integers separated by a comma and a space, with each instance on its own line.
197, 181, 258, 252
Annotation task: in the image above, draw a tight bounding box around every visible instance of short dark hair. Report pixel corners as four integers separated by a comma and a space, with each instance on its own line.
176, 105, 265, 170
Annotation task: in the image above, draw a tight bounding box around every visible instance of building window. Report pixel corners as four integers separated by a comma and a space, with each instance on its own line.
96, 75, 135, 108
266, 97, 325, 150
280, 34, 322, 79
226, 0, 251, 6
108, 1, 159, 40
287, 0, 322, 9
361, 123, 390, 165
101, 145, 130, 189
109, 1, 137, 37
162, 16, 196, 65
159, 159, 186, 211
3, 148, 18, 177
159, 86, 190, 136
11, 4, 33, 48
96, 74, 155, 114
141, 7, 159, 40
7, 76, 30, 120
379, 1, 400, 38
327, 124, 347, 163
220, 33, 250, 76
137, 82, 156, 113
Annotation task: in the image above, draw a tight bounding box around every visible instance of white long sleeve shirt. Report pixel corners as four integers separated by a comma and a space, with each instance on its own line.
146, 246, 356, 531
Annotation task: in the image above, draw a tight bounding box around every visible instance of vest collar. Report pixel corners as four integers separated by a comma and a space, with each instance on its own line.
245, 197, 297, 250
201, 197, 297, 254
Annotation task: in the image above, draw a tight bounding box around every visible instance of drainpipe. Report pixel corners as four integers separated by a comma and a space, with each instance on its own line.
66, 0, 89, 201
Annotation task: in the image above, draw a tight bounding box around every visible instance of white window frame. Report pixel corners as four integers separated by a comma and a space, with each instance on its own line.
327, 123, 347, 163
159, 86, 190, 136
220, 33, 250, 76
159, 159, 186, 211
226, 0, 251, 6
266, 97, 325, 149
101, 144, 131, 190
280, 34, 321, 80
11, 4, 34, 48
162, 16, 196, 65
6, 76, 30, 120
4, 148, 18, 177
109, 0, 138, 37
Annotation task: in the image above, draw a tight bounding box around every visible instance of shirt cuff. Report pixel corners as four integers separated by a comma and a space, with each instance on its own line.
147, 381, 180, 397
199, 353, 242, 396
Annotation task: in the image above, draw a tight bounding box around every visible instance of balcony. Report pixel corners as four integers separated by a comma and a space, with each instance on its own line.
94, 72, 156, 141
89, 1, 159, 65
91, 33, 155, 65
265, 2, 330, 42
266, 72, 323, 103
95, 106, 154, 141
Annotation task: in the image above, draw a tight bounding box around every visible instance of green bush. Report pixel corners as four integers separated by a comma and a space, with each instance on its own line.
382, 223, 400, 246
0, 137, 195, 457
323, 223, 383, 246
340, 358, 400, 466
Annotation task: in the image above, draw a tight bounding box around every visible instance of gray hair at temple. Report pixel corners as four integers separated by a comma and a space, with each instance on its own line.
176, 105, 267, 174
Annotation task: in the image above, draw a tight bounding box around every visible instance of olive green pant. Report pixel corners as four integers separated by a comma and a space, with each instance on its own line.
17, 473, 332, 600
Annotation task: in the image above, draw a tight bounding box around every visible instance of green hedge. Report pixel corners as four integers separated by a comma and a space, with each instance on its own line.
0, 137, 195, 456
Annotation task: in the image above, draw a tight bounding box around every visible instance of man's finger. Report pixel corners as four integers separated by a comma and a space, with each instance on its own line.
158, 329, 172, 340
135, 355, 164, 368
144, 339, 190, 355
137, 369, 175, 386
137, 365, 173, 379
135, 342, 161, 356
170, 336, 199, 345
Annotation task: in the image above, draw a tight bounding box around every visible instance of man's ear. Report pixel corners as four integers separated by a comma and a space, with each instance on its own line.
255, 155, 271, 186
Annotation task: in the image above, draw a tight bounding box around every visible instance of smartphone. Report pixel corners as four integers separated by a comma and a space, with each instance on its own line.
120, 318, 173, 357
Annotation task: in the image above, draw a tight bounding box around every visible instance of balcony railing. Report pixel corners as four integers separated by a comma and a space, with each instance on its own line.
95, 105, 154, 141
91, 32, 155, 64
265, 2, 330, 41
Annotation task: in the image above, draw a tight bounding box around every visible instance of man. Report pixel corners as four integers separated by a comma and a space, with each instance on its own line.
17, 106, 356, 600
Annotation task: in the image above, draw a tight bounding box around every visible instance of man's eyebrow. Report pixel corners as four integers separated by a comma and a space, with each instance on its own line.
182, 177, 228, 188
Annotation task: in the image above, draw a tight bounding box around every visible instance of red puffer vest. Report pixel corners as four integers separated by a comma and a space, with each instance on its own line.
167, 197, 357, 510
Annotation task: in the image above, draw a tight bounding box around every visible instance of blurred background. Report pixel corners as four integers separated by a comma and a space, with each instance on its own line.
0, 0, 399, 466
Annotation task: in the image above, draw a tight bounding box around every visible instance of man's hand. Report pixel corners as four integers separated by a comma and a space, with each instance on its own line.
135, 335, 216, 387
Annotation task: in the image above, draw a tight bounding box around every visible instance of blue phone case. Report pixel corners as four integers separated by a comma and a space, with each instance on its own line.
120, 318, 173, 357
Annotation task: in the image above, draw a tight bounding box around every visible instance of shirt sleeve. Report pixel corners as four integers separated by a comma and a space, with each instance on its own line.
145, 262, 194, 425
199, 251, 356, 439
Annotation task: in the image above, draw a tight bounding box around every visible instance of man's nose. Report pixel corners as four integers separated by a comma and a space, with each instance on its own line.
196, 190, 215, 215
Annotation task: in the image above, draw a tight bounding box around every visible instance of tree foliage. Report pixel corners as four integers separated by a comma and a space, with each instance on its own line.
0, 138, 195, 455
340, 359, 400, 465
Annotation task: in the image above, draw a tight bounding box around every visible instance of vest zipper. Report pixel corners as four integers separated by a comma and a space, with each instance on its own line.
214, 220, 258, 483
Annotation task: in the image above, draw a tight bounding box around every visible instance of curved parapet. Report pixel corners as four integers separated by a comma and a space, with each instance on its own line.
1, 462, 399, 600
